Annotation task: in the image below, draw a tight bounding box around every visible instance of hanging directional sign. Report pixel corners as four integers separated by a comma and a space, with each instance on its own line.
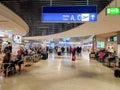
106, 7, 120, 15
42, 6, 97, 23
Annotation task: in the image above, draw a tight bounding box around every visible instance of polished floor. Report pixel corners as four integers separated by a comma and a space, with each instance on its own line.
0, 52, 120, 90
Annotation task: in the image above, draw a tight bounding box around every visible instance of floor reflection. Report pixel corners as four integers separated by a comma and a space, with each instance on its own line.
0, 52, 120, 90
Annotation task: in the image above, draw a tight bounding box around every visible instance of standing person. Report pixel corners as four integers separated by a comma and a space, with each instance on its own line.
61, 47, 65, 54
55, 46, 58, 53
71, 46, 76, 56
67, 47, 69, 53
57, 47, 61, 56
76, 46, 80, 55
70, 46, 72, 53
79, 47, 82, 55
71, 46, 76, 61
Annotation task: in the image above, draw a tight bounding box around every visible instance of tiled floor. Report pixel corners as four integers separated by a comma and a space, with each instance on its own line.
0, 52, 120, 90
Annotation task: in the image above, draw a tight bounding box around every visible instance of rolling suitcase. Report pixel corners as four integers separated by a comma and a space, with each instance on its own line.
42, 53, 48, 60
114, 69, 120, 77
58, 52, 61, 56
72, 56, 76, 61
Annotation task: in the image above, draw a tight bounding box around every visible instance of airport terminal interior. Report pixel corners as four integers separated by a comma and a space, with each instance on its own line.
0, 0, 120, 90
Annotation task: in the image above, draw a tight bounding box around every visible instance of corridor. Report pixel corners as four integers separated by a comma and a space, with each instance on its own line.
0, 53, 120, 90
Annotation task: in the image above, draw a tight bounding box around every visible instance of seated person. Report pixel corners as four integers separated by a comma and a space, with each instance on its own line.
24, 49, 28, 56
2, 53, 16, 76
99, 51, 105, 62
109, 55, 116, 62
15, 50, 24, 71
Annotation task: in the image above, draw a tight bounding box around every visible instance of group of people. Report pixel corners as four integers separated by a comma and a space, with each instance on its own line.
2, 46, 45, 76
2, 44, 82, 76
93, 49, 116, 63
71, 46, 82, 58
2, 46, 24, 76
56, 46, 82, 60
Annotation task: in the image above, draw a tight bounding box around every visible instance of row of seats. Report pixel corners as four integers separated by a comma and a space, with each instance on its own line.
90, 52, 120, 68
0, 53, 41, 77
24, 54, 41, 66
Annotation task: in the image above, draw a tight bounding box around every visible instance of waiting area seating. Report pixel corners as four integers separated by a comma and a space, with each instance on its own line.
1, 63, 15, 77
0, 53, 42, 77
89, 51, 120, 69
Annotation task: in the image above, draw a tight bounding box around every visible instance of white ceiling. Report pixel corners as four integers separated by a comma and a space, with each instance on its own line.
23, 0, 120, 40
0, 3, 29, 36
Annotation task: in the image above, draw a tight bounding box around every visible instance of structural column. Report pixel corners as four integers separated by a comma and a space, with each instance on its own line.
117, 31, 120, 56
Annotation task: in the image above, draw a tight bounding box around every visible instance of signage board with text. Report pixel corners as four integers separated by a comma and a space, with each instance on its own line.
42, 6, 97, 23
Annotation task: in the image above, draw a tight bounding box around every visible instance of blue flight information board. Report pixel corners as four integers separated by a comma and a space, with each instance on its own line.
42, 6, 97, 23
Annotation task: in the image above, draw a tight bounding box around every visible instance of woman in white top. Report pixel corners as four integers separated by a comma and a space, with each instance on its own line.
57, 47, 61, 52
